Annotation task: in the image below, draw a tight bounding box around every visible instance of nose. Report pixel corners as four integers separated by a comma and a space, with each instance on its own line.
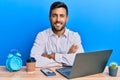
56, 16, 60, 22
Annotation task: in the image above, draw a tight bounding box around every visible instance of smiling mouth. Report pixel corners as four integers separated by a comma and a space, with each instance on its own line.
56, 23, 61, 26
55, 22, 62, 26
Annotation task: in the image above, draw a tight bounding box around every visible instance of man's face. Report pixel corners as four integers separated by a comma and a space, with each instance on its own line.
49, 7, 68, 32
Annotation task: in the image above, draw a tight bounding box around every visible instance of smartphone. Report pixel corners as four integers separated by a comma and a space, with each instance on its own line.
40, 68, 56, 76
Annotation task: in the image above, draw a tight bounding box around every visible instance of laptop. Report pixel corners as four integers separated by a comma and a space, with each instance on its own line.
56, 49, 112, 79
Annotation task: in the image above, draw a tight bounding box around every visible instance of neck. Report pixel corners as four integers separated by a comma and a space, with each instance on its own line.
52, 28, 65, 37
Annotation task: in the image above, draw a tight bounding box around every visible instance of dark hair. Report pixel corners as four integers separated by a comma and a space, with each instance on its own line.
49, 1, 68, 16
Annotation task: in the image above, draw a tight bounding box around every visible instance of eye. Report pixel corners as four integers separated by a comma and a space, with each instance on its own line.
51, 14, 57, 18
60, 14, 65, 18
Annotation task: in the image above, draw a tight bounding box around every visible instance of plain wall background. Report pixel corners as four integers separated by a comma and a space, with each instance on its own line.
0, 0, 120, 66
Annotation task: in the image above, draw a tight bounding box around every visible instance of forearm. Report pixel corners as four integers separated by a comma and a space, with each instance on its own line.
30, 45, 55, 67
55, 45, 84, 66
55, 53, 76, 66
31, 52, 60, 67
41, 52, 75, 66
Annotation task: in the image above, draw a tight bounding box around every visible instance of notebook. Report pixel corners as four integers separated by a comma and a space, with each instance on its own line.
56, 49, 112, 79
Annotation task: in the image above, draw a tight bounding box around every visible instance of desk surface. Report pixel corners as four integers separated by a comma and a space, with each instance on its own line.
0, 66, 120, 80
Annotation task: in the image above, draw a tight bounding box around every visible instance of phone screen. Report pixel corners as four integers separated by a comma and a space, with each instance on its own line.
41, 68, 56, 76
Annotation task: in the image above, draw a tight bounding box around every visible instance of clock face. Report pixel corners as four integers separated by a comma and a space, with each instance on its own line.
9, 56, 22, 71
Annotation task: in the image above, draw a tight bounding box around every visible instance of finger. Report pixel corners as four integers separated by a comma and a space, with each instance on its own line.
41, 53, 47, 57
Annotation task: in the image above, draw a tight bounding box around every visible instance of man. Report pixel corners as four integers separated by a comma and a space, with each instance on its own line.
30, 1, 84, 67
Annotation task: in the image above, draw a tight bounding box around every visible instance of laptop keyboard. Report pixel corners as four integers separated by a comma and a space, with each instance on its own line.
59, 67, 72, 72
63, 71, 70, 76
58, 67, 72, 76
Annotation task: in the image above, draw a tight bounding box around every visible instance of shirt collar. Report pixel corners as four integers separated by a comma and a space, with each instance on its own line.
49, 28, 68, 38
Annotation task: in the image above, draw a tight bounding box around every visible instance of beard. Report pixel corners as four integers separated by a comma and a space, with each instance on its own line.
51, 21, 66, 32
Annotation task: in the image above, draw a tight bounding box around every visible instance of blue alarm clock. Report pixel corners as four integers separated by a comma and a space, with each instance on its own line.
6, 49, 23, 72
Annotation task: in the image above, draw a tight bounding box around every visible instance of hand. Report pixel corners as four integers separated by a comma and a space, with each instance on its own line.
68, 45, 78, 54
41, 53, 48, 57
41, 52, 55, 60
